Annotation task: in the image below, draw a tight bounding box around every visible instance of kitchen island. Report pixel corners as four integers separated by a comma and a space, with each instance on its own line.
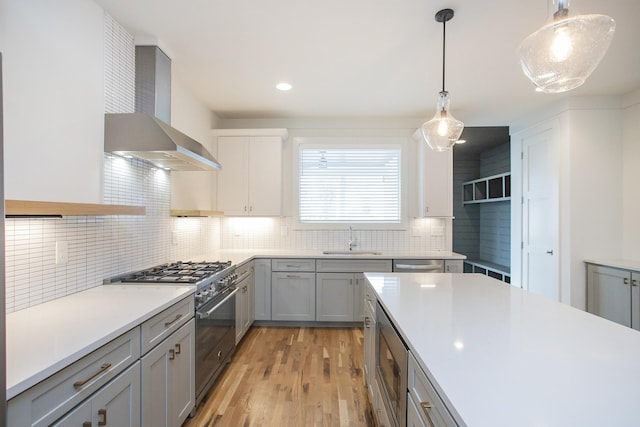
365, 272, 640, 427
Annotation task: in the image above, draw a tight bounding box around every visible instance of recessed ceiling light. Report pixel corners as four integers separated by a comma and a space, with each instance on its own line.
455, 139, 467, 144
276, 82, 292, 91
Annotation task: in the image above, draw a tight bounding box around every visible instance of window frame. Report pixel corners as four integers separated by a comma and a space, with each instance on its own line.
292, 136, 409, 230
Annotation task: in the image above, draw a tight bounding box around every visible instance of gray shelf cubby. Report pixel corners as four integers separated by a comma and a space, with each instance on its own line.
462, 172, 511, 204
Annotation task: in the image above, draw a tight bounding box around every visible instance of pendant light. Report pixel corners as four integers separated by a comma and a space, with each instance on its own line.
421, 8, 464, 152
517, 0, 615, 93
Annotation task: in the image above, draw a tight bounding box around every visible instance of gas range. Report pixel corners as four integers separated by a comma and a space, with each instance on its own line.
110, 261, 236, 308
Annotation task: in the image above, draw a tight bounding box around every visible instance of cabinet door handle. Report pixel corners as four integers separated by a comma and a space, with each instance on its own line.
633, 279, 638, 287
244, 205, 248, 212
164, 313, 183, 328
286, 274, 301, 278
364, 317, 371, 328
98, 408, 107, 426
286, 264, 301, 268
169, 349, 175, 360
175, 343, 181, 354
624, 278, 630, 285
73, 363, 112, 389
83, 422, 91, 427
420, 401, 436, 427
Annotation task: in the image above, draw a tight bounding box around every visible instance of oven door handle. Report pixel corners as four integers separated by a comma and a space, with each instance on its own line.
197, 287, 239, 319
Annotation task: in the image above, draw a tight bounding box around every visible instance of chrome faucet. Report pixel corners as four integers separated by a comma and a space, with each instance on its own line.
348, 226, 357, 251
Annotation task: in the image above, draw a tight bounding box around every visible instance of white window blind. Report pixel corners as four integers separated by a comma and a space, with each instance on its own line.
299, 147, 401, 223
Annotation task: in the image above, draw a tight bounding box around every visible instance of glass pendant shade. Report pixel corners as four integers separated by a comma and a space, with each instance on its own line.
421, 91, 464, 152
517, 1, 615, 93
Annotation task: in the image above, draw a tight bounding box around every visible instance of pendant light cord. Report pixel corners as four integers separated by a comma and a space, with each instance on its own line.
442, 19, 446, 92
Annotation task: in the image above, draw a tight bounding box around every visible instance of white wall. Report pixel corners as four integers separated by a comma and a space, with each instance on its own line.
622, 90, 640, 259
565, 106, 623, 308
511, 96, 627, 309
170, 71, 219, 211
0, 0, 105, 203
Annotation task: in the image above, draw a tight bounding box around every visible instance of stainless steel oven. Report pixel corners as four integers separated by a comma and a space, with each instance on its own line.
376, 301, 407, 427
195, 282, 238, 404
108, 261, 238, 407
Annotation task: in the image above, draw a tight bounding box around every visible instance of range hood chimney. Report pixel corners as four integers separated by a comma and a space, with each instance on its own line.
105, 46, 221, 171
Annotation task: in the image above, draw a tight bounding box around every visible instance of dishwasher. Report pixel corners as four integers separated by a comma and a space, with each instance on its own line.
392, 259, 444, 273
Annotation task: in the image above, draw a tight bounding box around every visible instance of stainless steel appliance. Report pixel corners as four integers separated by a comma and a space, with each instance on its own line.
110, 260, 237, 406
393, 259, 444, 273
376, 301, 407, 427
104, 46, 222, 171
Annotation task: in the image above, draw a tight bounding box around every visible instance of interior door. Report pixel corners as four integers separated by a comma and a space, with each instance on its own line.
522, 127, 559, 300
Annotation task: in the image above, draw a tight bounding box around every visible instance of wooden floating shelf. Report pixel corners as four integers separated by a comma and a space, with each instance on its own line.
5, 200, 146, 217
170, 210, 224, 217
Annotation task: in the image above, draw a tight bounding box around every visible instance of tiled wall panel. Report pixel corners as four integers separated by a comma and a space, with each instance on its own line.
220, 216, 448, 252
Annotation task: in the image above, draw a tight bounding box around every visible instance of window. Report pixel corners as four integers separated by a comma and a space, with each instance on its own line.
297, 140, 403, 224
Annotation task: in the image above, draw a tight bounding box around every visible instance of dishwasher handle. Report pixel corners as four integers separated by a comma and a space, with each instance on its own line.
394, 263, 443, 272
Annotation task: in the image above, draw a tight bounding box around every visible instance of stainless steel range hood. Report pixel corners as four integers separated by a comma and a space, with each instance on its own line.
105, 46, 221, 171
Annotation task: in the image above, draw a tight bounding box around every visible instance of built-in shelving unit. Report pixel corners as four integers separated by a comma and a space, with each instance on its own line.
5, 200, 146, 217
463, 172, 510, 204
464, 259, 510, 284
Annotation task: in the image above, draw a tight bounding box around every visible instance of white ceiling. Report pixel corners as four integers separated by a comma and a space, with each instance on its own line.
94, 0, 640, 126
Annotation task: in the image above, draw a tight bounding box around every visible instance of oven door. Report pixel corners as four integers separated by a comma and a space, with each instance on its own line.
376, 301, 407, 427
195, 286, 238, 404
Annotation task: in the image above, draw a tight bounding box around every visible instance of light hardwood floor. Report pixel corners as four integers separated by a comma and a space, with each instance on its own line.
184, 326, 374, 427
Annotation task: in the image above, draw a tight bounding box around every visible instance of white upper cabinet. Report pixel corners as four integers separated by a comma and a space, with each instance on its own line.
413, 130, 453, 217
2, 1, 105, 203
214, 129, 288, 216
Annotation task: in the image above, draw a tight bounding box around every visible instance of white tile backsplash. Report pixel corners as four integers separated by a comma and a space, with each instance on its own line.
219, 216, 449, 252
5, 156, 222, 313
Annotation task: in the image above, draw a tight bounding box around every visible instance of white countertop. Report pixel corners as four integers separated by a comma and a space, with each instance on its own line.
193, 249, 466, 267
366, 272, 640, 427
6, 284, 195, 399
584, 258, 640, 271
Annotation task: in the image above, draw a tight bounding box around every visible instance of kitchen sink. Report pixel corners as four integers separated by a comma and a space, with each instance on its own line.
322, 250, 382, 256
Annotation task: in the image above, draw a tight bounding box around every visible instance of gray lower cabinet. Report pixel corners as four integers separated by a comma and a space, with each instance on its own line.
316, 272, 366, 322
271, 259, 316, 321
363, 283, 376, 395
444, 260, 463, 273
407, 351, 457, 427
8, 327, 141, 427
141, 318, 195, 427
52, 362, 141, 427
236, 262, 255, 343
316, 259, 391, 323
407, 392, 427, 427
271, 272, 316, 321
254, 259, 272, 320
587, 263, 640, 329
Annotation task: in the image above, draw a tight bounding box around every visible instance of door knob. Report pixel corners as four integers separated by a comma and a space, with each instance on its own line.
546, 250, 553, 255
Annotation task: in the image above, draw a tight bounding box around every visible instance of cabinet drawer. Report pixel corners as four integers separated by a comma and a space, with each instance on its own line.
316, 259, 392, 273
8, 327, 140, 427
364, 280, 376, 313
407, 352, 457, 427
141, 297, 193, 355
271, 258, 315, 272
